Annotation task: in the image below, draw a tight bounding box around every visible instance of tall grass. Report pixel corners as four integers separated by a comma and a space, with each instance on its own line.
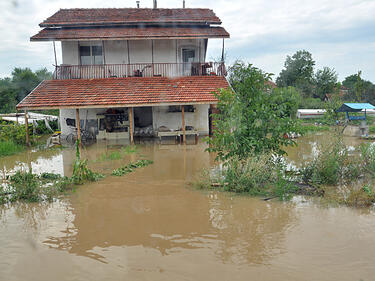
0, 141, 23, 157
193, 155, 298, 200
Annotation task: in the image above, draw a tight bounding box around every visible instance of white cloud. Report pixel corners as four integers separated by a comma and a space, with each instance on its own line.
0, 0, 375, 81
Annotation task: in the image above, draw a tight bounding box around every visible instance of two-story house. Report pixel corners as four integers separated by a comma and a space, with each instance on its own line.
16, 2, 230, 144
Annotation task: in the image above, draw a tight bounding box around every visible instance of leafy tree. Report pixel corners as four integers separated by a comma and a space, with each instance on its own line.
276, 50, 315, 96
0, 78, 17, 113
354, 70, 364, 102
314, 67, 338, 100
342, 72, 375, 103
207, 61, 302, 161
11, 67, 40, 102
0, 67, 52, 113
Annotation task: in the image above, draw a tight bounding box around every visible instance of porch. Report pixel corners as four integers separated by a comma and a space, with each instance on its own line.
60, 104, 209, 145
53, 62, 226, 80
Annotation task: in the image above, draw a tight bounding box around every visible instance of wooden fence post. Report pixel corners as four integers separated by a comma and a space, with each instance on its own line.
24, 110, 30, 147
182, 105, 186, 144
76, 109, 81, 143
129, 107, 134, 144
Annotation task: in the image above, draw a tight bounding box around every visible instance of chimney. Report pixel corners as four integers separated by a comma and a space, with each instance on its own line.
136, 1, 140, 8
153, 0, 157, 9
183, 0, 185, 8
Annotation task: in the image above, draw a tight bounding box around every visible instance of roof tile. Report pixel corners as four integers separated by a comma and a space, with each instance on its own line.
17, 76, 229, 109
40, 8, 222, 27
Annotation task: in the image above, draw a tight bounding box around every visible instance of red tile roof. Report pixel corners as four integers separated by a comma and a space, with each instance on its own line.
40, 8, 222, 27
17, 76, 229, 109
31, 26, 229, 41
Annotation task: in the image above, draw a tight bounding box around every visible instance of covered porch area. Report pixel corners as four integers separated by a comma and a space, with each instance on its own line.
59, 103, 209, 145
16, 75, 228, 145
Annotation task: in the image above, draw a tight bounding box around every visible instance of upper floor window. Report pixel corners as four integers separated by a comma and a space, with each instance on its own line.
80, 45, 103, 65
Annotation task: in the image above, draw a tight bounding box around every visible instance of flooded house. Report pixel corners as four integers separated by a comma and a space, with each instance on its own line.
16, 1, 230, 144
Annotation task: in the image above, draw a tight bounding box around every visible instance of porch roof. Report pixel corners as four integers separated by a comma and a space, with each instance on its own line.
31, 26, 229, 41
16, 76, 229, 110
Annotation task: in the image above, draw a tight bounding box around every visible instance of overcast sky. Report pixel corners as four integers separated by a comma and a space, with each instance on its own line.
1, 0, 375, 82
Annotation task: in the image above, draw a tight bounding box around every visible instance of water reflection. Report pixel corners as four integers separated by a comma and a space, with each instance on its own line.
20, 142, 295, 266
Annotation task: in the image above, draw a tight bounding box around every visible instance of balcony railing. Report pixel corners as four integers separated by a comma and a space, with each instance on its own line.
53, 62, 226, 80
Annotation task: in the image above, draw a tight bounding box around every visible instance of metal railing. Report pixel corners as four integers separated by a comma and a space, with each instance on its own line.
53, 62, 226, 80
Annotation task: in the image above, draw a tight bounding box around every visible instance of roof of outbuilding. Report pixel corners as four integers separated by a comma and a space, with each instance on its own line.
31, 26, 229, 41
16, 76, 229, 109
337, 103, 375, 112
39, 8, 222, 27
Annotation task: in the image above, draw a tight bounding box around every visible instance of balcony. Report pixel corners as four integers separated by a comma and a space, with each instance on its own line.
53, 62, 226, 80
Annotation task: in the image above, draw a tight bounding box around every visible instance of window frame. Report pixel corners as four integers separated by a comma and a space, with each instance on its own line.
79, 44, 103, 66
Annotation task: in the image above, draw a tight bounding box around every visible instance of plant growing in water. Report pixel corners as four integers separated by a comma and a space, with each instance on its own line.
112, 159, 153, 176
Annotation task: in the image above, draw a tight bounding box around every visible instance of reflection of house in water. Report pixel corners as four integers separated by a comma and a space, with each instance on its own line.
16, 1, 230, 144
46, 144, 296, 265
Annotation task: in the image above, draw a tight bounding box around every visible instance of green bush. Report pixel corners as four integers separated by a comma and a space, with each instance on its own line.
360, 143, 375, 176
0, 121, 31, 145
196, 155, 297, 200
9, 170, 42, 202
300, 136, 363, 186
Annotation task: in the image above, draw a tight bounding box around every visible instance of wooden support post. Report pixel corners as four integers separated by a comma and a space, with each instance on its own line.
182, 105, 186, 145
24, 110, 30, 147
129, 107, 134, 144
76, 108, 81, 143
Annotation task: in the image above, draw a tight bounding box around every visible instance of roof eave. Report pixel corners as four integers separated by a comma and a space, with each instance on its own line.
30, 34, 230, 42
39, 21, 222, 28
17, 100, 218, 110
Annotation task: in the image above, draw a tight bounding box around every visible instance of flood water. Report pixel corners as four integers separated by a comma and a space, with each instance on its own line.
1, 134, 375, 281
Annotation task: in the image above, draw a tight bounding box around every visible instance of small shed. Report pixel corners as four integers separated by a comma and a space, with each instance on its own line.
336, 103, 375, 121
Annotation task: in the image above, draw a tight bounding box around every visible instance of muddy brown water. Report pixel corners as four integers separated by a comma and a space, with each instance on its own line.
1, 134, 375, 281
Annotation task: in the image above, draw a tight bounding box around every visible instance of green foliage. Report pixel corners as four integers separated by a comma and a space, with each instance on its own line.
276, 50, 315, 96
0, 121, 31, 145
112, 159, 154, 176
194, 155, 297, 200
0, 78, 17, 113
0, 141, 23, 157
323, 91, 343, 124
360, 143, 375, 176
72, 140, 104, 184
314, 67, 338, 100
9, 170, 41, 202
34, 119, 58, 135
342, 72, 375, 103
300, 97, 325, 109
270, 87, 300, 117
0, 67, 52, 113
300, 136, 362, 186
207, 61, 303, 161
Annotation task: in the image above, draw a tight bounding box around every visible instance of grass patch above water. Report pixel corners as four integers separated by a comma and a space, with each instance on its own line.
96, 145, 137, 162
0, 141, 23, 157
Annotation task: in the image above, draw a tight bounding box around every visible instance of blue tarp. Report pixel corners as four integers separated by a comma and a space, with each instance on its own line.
337, 103, 375, 112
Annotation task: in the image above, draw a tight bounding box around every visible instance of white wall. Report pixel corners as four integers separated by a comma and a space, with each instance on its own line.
61, 41, 79, 65
152, 104, 209, 135
60, 39, 206, 66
